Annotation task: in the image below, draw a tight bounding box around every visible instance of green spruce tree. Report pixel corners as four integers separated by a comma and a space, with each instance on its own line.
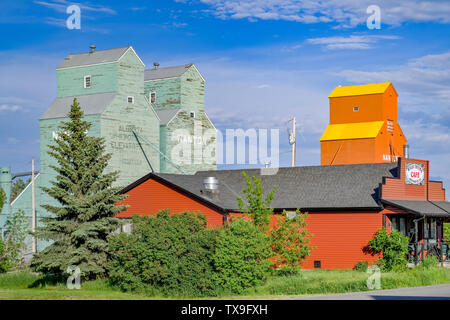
31, 98, 126, 279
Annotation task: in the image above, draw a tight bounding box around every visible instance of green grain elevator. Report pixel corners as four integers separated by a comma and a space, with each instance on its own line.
0, 46, 217, 257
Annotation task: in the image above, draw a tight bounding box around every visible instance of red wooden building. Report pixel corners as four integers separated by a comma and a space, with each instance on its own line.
117, 158, 450, 269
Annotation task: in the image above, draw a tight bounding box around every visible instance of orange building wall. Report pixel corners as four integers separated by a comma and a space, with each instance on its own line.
329, 84, 398, 124
382, 158, 429, 201
302, 211, 382, 269
329, 94, 385, 124
321, 138, 376, 165
429, 181, 446, 201
231, 211, 384, 270
381, 85, 399, 121
116, 178, 225, 227
374, 122, 406, 163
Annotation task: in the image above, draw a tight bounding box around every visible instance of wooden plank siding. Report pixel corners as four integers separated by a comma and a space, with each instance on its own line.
382, 158, 428, 200
228, 211, 383, 269
429, 181, 446, 201
117, 178, 224, 227
301, 211, 382, 269
381, 158, 445, 201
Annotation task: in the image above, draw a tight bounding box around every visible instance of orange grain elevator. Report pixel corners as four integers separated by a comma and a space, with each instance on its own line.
320, 82, 407, 165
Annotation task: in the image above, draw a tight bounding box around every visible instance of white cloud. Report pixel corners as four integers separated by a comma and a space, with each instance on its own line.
34, 0, 116, 14
44, 17, 67, 27
173, 22, 188, 28
197, 0, 450, 27
306, 35, 399, 50
7, 137, 19, 144
336, 51, 450, 104
0, 104, 22, 112
130, 7, 147, 11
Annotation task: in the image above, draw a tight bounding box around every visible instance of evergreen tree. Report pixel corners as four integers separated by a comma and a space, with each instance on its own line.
30, 98, 126, 279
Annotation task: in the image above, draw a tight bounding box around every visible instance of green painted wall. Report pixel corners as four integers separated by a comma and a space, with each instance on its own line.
101, 49, 159, 187
165, 110, 216, 174
160, 125, 167, 173
181, 66, 205, 114
9, 174, 45, 256
144, 77, 181, 110
57, 63, 118, 98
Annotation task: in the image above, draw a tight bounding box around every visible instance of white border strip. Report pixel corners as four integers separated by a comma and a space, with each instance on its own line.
10, 173, 40, 206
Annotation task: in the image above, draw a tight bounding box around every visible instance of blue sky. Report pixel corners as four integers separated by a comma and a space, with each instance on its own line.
0, 0, 449, 195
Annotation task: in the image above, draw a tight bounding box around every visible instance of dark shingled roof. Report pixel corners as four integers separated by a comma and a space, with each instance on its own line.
381, 199, 450, 218
123, 163, 400, 211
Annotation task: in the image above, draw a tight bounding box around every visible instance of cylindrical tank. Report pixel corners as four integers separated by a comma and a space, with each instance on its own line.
0, 166, 12, 215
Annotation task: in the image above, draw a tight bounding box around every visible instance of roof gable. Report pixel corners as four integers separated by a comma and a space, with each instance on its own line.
329, 82, 392, 98
144, 64, 193, 81
57, 46, 143, 70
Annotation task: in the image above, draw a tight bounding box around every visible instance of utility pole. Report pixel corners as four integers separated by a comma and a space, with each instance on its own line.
32, 159, 36, 254
288, 117, 296, 167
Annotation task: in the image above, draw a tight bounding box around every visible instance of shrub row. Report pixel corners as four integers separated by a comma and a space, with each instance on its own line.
108, 210, 271, 297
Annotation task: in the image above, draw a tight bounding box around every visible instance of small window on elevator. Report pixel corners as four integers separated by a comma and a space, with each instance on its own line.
150, 92, 156, 104
84, 75, 91, 88
387, 120, 394, 133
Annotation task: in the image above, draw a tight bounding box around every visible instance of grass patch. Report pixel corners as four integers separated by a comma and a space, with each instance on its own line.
0, 271, 161, 300
0, 267, 449, 300
236, 267, 450, 298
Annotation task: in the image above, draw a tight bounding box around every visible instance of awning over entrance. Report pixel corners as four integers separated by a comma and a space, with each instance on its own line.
381, 199, 450, 218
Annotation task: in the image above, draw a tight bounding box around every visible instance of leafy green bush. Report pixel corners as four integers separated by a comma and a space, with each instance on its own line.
420, 256, 439, 269
108, 210, 219, 297
368, 228, 409, 272
270, 210, 313, 272
275, 266, 301, 276
444, 223, 450, 242
353, 261, 369, 272
212, 218, 272, 294
0, 209, 29, 273
237, 172, 276, 231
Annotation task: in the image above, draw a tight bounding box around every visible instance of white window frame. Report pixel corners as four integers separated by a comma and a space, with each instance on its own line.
353, 106, 359, 112
150, 91, 156, 104
127, 96, 134, 104
190, 111, 195, 118
84, 75, 91, 88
